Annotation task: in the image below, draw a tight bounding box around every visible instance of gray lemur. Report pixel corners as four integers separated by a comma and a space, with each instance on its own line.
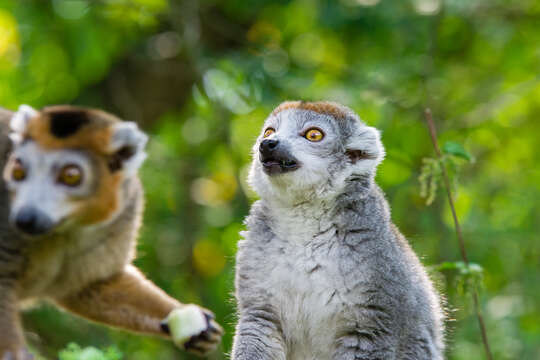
232, 101, 444, 360
0, 105, 222, 359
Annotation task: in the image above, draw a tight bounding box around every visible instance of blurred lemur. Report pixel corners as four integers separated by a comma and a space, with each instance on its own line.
0, 105, 222, 359
233, 101, 444, 360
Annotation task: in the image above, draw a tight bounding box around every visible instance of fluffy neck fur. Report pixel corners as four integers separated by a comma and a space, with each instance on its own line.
257, 175, 385, 243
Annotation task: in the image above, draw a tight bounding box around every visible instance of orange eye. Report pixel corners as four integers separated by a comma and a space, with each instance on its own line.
305, 128, 324, 142
263, 128, 275, 138
11, 160, 26, 182
58, 165, 83, 187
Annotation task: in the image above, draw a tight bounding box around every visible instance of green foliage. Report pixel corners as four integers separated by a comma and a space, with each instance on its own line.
442, 142, 473, 162
1, 0, 540, 359
435, 261, 484, 297
419, 157, 442, 205
419, 142, 472, 205
58, 344, 122, 360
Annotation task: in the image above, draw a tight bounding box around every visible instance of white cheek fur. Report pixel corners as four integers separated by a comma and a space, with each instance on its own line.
5, 143, 97, 223
9, 182, 78, 224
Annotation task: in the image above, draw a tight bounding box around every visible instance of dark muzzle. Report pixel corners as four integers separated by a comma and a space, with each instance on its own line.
259, 139, 300, 175
12, 206, 54, 236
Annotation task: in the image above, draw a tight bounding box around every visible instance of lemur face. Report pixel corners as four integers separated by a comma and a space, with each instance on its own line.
3, 105, 147, 236
248, 101, 385, 203
4, 142, 99, 234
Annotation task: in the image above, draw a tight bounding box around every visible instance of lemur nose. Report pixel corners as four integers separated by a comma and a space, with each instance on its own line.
260, 139, 279, 154
13, 207, 54, 236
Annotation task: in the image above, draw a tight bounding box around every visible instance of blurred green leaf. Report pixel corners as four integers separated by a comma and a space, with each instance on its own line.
58, 343, 122, 360
442, 141, 473, 161
436, 261, 484, 276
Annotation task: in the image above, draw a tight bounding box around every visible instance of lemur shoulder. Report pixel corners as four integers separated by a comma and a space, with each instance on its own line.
232, 101, 445, 360
0, 105, 222, 359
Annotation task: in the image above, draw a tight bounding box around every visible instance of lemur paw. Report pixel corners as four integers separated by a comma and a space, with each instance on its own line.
162, 305, 223, 356
1, 348, 34, 360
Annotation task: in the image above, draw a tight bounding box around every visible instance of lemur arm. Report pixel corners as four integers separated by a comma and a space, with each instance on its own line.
232, 306, 287, 360
333, 317, 441, 360
56, 265, 179, 336
332, 305, 399, 360
56, 265, 222, 355
0, 280, 29, 360
333, 332, 397, 360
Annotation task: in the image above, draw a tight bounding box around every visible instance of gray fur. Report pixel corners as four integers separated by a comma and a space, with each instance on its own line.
233, 103, 444, 360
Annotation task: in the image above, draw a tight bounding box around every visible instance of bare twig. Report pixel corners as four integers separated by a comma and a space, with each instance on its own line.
424, 108, 493, 360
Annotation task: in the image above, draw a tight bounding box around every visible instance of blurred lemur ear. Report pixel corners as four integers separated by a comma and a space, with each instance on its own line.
345, 126, 385, 174
10, 104, 38, 144
107, 122, 148, 176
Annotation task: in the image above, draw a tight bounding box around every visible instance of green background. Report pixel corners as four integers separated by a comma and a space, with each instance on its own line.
0, 0, 539, 359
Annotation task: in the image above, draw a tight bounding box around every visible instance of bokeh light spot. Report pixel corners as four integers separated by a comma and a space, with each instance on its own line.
193, 239, 226, 277
147, 31, 182, 60
341, 0, 381, 6
53, 0, 90, 20
263, 48, 289, 77
182, 117, 208, 145
0, 10, 20, 67
413, 0, 441, 15
191, 172, 237, 207
290, 33, 325, 69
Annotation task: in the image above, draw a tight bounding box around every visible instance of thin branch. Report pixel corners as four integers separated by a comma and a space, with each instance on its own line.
424, 108, 493, 360
425, 109, 469, 264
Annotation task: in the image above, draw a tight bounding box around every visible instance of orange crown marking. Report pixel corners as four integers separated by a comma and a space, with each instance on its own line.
24, 106, 120, 155
272, 101, 353, 119
19, 106, 126, 226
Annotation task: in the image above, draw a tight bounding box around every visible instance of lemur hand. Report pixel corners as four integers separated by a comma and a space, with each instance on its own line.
161, 305, 223, 356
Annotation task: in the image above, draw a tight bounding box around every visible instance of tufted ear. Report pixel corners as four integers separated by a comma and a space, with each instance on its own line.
10, 105, 38, 143
345, 125, 385, 174
107, 122, 148, 176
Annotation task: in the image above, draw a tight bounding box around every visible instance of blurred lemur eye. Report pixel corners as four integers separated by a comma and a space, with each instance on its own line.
263, 128, 275, 138
304, 128, 324, 142
58, 164, 83, 187
11, 159, 26, 182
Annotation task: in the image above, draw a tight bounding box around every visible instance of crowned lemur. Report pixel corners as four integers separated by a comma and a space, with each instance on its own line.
232, 101, 445, 360
0, 105, 222, 359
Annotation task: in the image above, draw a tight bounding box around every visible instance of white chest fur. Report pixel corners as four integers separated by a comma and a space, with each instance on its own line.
247, 204, 347, 360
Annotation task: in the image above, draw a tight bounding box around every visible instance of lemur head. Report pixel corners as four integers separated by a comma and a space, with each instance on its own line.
248, 101, 385, 204
3, 105, 148, 236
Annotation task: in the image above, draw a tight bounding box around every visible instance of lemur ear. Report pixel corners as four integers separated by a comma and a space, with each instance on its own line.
345, 126, 385, 172
107, 122, 148, 176
10, 105, 38, 143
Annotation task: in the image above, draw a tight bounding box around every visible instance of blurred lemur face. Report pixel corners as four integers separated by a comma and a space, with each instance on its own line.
248, 102, 385, 204
3, 142, 98, 235
3, 104, 148, 237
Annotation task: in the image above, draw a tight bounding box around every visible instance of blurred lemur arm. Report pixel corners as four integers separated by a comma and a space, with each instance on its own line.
56, 265, 181, 336
57, 264, 223, 355
56, 265, 223, 355
0, 280, 27, 358
232, 306, 287, 360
